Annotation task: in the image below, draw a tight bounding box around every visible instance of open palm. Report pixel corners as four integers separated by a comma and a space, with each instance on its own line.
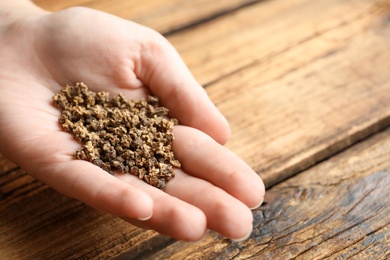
0, 7, 264, 241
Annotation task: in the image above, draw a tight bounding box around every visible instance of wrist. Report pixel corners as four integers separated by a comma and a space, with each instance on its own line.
0, 0, 48, 20
0, 1, 48, 32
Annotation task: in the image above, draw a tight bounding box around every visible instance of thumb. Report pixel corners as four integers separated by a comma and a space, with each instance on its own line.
135, 30, 230, 144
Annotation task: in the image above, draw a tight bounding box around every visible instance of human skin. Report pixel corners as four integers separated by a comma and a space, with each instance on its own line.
0, 1, 265, 241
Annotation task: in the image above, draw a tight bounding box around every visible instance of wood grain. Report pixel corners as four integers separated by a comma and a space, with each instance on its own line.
2, 0, 390, 258
140, 127, 390, 260
32, 0, 390, 188
170, 0, 390, 186
2, 129, 390, 259
32, 0, 390, 189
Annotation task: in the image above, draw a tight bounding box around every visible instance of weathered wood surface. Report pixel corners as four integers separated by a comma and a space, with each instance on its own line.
2, 0, 390, 258
140, 127, 390, 260
35, 0, 390, 188
2, 130, 390, 259
170, 0, 390, 187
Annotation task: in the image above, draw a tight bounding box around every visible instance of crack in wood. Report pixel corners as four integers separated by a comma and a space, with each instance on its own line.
162, 0, 268, 37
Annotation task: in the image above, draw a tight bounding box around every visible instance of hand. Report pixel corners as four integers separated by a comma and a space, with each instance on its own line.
0, 6, 264, 241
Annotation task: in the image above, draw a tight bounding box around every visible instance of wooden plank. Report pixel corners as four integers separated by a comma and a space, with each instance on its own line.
32, 0, 259, 34
223, 26, 390, 187
32, 0, 390, 189
168, 0, 381, 84
141, 127, 390, 259
2, 127, 390, 259
1, 0, 390, 258
167, 0, 390, 186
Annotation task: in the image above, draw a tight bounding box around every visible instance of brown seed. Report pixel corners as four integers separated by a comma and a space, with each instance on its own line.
53, 82, 180, 189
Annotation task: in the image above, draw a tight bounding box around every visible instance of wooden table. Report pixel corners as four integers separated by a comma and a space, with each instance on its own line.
2, 0, 390, 259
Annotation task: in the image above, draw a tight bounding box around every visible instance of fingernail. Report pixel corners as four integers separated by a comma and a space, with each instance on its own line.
231, 225, 253, 242
249, 197, 264, 210
137, 212, 153, 221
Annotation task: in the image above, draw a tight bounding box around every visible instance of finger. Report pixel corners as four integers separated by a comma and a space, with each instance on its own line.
135, 30, 230, 144
115, 173, 208, 242
165, 169, 254, 241
39, 160, 154, 220
173, 126, 265, 209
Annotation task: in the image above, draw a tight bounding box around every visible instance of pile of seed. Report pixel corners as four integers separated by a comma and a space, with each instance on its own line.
53, 82, 180, 189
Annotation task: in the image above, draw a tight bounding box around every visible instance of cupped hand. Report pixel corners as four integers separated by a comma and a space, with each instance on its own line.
0, 6, 264, 241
